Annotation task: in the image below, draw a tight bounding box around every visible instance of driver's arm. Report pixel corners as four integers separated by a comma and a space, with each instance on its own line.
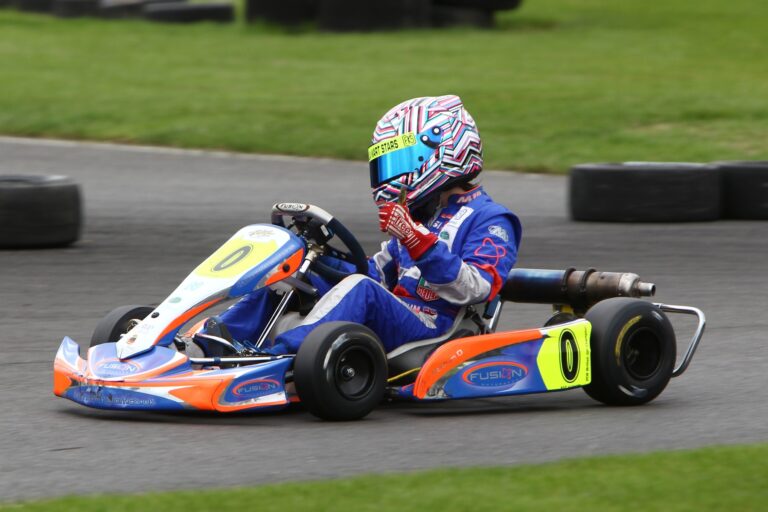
415, 213, 520, 305
368, 238, 399, 290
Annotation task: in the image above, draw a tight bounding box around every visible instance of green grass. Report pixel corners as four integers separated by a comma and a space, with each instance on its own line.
1, 0, 767, 171
5, 443, 768, 511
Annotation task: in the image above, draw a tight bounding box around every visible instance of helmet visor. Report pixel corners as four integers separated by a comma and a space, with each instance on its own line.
368, 130, 441, 188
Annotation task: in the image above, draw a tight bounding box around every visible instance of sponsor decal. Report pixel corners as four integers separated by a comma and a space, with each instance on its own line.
439, 231, 450, 240
276, 202, 310, 213
246, 228, 278, 240
462, 361, 528, 388
451, 207, 471, 222
95, 358, 141, 375
169, 297, 182, 304
456, 190, 482, 204
488, 225, 509, 242
433, 349, 464, 376
232, 378, 281, 399
368, 132, 417, 161
473, 238, 507, 266
416, 278, 439, 302
559, 329, 580, 383
182, 280, 204, 292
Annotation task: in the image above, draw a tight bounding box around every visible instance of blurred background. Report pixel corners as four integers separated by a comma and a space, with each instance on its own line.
0, 0, 767, 509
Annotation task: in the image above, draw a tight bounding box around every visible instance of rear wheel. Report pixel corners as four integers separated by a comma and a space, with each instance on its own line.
294, 322, 387, 421
90, 305, 154, 348
584, 298, 676, 405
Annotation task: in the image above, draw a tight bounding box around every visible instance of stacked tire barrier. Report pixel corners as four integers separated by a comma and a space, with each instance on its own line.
143, 2, 234, 23
246, 0, 524, 30
5, 0, 524, 27
569, 161, 768, 222
0, 175, 82, 249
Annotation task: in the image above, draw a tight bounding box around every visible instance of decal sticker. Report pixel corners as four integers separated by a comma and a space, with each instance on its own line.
439, 206, 474, 251
94, 358, 141, 376
461, 361, 528, 388
559, 330, 580, 383
212, 245, 252, 272
276, 203, 310, 213
439, 231, 450, 240
416, 278, 439, 302
488, 225, 509, 242
473, 238, 507, 266
232, 378, 281, 400
456, 189, 482, 204
536, 322, 591, 390
368, 132, 417, 161
194, 238, 278, 279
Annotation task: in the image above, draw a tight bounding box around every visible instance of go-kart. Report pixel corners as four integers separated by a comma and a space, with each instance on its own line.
53, 203, 706, 420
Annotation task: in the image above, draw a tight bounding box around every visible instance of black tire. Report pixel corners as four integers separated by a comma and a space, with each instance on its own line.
90, 305, 154, 348
294, 321, 387, 421
569, 162, 721, 222
99, 0, 181, 19
434, 0, 522, 11
584, 298, 676, 406
0, 175, 82, 249
143, 2, 234, 23
317, 0, 431, 31
244, 0, 316, 25
431, 5, 493, 28
17, 0, 54, 11
714, 161, 768, 219
53, 0, 99, 16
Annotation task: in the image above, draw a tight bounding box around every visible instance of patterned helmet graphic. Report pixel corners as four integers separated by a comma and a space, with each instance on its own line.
369, 95, 483, 207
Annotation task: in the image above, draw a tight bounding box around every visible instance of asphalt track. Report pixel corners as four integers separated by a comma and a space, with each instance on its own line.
0, 137, 766, 501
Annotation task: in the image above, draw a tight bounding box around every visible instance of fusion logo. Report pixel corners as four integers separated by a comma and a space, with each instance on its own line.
462, 362, 528, 388
232, 378, 280, 399
95, 359, 141, 375
559, 329, 580, 383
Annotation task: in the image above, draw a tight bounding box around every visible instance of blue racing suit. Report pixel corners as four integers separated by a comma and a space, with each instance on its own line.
218, 187, 522, 354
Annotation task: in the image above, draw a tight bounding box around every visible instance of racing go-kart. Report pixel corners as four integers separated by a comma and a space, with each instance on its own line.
53, 203, 706, 420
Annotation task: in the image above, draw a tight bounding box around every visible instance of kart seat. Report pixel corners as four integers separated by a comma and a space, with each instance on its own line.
386, 307, 485, 382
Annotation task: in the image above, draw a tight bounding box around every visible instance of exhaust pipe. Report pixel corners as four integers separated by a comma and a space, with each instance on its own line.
501, 268, 656, 311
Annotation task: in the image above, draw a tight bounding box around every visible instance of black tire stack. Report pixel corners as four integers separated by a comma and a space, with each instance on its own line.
716, 162, 768, 220
143, 2, 234, 23
52, 0, 100, 17
244, 0, 316, 26
0, 175, 82, 249
569, 161, 768, 222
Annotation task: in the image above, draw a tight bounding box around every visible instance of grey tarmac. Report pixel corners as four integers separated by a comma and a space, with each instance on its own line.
0, 137, 766, 501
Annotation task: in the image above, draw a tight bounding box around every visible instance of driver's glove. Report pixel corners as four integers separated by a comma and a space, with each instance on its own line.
379, 202, 437, 260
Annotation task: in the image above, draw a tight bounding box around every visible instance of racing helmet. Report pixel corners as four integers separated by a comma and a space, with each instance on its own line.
369, 95, 483, 209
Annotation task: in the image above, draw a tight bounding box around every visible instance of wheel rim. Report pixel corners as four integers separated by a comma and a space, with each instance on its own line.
623, 327, 662, 380
334, 345, 375, 400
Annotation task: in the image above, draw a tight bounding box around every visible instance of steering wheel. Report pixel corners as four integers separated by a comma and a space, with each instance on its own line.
271, 203, 368, 283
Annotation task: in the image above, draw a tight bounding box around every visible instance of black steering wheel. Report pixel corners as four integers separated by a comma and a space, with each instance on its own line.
271, 203, 368, 283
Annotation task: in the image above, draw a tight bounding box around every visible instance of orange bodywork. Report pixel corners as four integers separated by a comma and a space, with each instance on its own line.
413, 328, 543, 399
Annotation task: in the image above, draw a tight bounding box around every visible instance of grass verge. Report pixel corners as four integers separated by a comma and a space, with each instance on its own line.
1, 0, 767, 171
4, 443, 768, 511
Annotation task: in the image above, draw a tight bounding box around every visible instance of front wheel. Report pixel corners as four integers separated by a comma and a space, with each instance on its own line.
293, 322, 387, 421
584, 298, 676, 406
90, 305, 154, 348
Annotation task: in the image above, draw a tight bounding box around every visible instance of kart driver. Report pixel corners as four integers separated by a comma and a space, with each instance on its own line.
212, 95, 522, 354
